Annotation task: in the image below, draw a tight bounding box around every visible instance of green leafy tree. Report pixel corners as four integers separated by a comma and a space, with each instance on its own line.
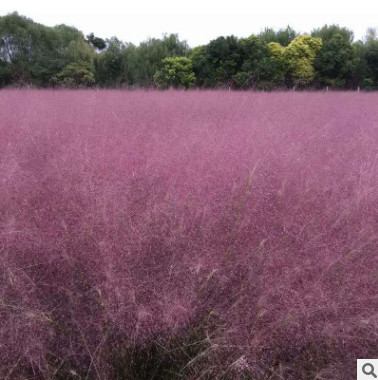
360, 29, 378, 89
154, 56, 195, 88
268, 42, 285, 60
120, 43, 139, 86
351, 40, 369, 88
52, 60, 95, 87
313, 27, 358, 87
233, 36, 283, 89
190, 45, 212, 86
86, 33, 106, 50
259, 26, 297, 47
270, 35, 322, 86
366, 44, 378, 85
0, 12, 35, 84
94, 37, 126, 86
65, 38, 95, 63
190, 36, 242, 88
312, 24, 354, 43
0, 12, 94, 86
126, 34, 191, 86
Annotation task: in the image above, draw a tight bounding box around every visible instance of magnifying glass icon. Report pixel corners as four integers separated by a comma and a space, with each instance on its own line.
363, 363, 378, 378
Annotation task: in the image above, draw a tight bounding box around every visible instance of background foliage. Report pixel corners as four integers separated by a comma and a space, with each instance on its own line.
1, 12, 378, 89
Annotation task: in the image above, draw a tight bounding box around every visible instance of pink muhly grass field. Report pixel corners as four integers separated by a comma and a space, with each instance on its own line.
1, 90, 378, 379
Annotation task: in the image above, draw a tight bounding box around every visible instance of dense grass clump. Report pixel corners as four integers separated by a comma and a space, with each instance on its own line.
1, 90, 378, 379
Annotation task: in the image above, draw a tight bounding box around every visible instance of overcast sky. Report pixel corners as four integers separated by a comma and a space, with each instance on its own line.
1, 0, 378, 47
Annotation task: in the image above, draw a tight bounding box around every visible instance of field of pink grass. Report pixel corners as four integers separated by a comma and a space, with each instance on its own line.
1, 90, 378, 379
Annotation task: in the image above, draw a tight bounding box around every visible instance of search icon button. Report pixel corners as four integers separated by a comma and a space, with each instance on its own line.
363, 363, 378, 378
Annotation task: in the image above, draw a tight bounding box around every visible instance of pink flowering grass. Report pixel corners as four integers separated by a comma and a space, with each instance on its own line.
1, 90, 378, 379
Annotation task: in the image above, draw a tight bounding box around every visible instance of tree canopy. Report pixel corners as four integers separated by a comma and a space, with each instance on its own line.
1, 13, 378, 90
154, 56, 195, 89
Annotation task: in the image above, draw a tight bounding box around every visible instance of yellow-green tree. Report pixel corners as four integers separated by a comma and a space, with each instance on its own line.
154, 57, 195, 89
269, 35, 322, 86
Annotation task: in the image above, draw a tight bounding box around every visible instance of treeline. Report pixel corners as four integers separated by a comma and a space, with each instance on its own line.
1, 12, 378, 90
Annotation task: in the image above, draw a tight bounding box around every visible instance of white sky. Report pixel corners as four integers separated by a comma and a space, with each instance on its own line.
1, 0, 378, 47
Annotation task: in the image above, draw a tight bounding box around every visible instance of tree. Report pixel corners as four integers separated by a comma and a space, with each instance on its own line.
190, 45, 212, 86
120, 43, 139, 86
356, 28, 378, 89
232, 36, 283, 89
207, 36, 242, 87
86, 33, 106, 51
268, 42, 285, 60
127, 34, 191, 86
366, 44, 378, 88
259, 26, 297, 47
312, 24, 354, 43
312, 26, 358, 87
190, 36, 242, 88
51, 60, 95, 87
352, 40, 369, 89
94, 37, 126, 85
154, 56, 195, 89
0, 12, 95, 86
269, 35, 322, 86
0, 12, 35, 84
